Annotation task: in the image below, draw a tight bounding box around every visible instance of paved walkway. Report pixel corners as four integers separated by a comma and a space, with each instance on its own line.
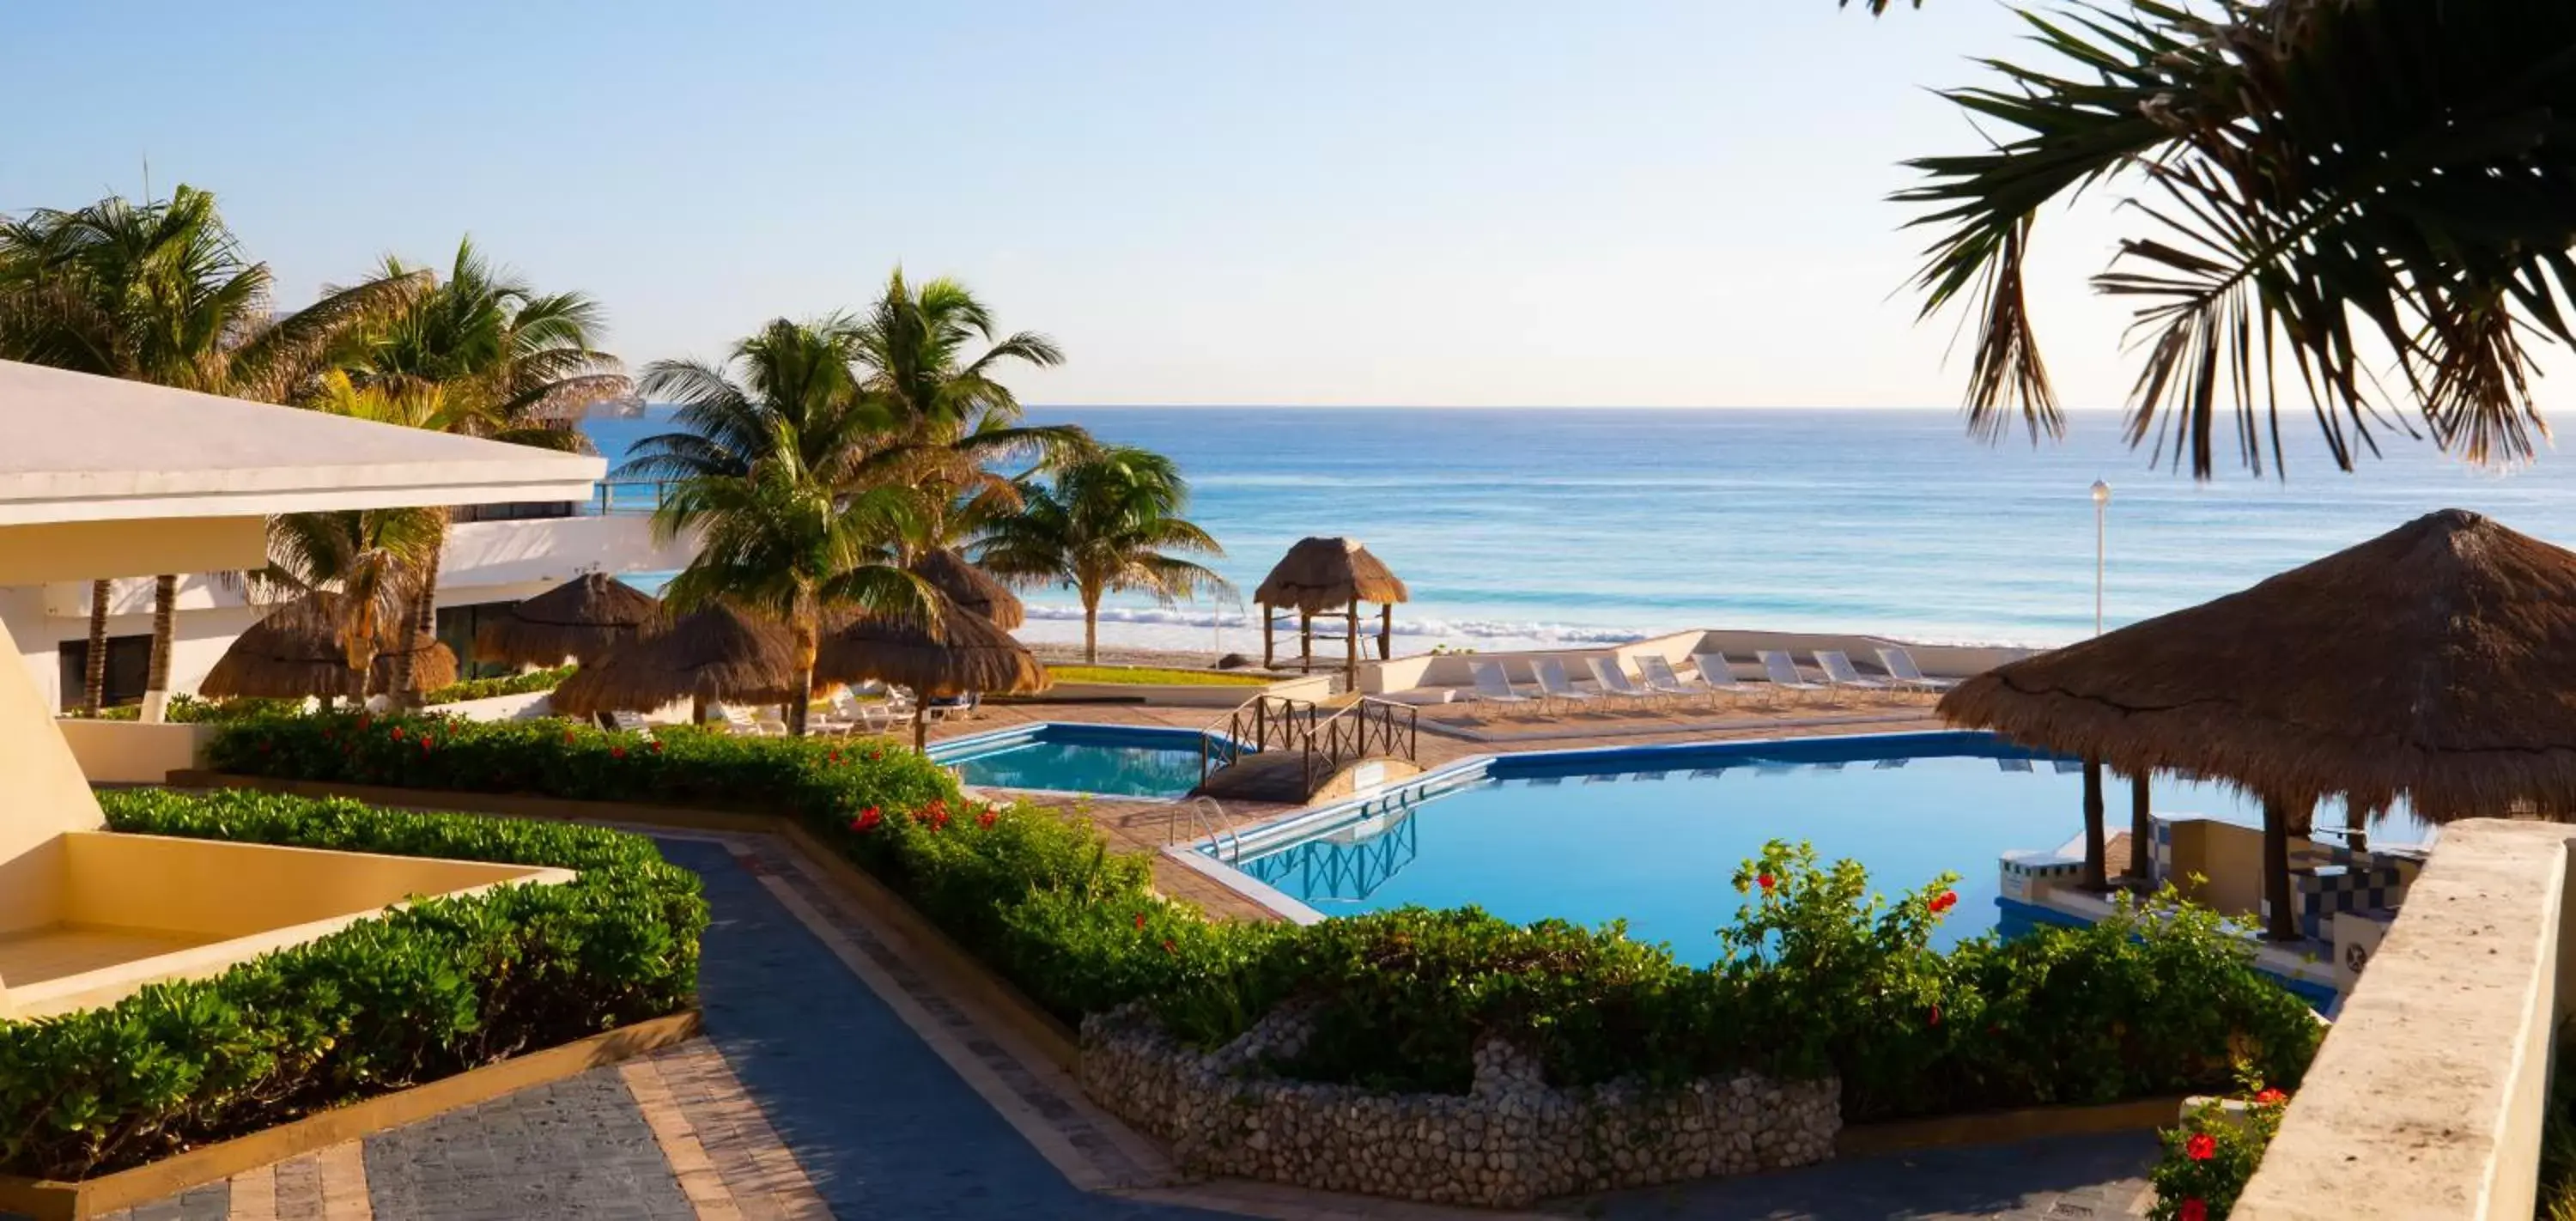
78, 820, 2153, 1219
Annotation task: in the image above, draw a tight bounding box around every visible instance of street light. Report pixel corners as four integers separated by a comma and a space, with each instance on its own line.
2090, 480, 2111, 637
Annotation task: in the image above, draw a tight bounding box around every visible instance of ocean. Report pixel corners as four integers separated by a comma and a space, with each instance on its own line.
585, 406, 2576, 657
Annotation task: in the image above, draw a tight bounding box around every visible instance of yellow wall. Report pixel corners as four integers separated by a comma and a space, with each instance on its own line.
58, 832, 558, 938
0, 517, 267, 584
55, 719, 215, 784
0, 618, 107, 867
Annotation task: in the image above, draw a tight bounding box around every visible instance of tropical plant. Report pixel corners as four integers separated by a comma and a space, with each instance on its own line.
250, 507, 447, 690
0, 186, 425, 715
976, 446, 1230, 663
1899, 0, 2576, 477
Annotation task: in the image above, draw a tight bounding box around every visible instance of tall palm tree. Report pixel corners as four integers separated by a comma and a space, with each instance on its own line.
975, 446, 1230, 663
332, 238, 626, 702
1897, 0, 2576, 477
0, 186, 423, 716
634, 321, 940, 735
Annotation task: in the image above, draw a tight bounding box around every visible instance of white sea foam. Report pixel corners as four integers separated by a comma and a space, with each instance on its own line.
1013, 603, 2050, 651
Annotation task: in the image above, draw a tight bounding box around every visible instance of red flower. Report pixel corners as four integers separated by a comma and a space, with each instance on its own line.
2252, 1088, 2287, 1107
420, 736, 434, 751
1929, 890, 1959, 915
1133, 912, 1147, 931
866, 749, 882, 762
2178, 1200, 2207, 1221
931, 807, 951, 829
1162, 939, 1176, 955
829, 750, 842, 764
390, 726, 405, 741
321, 728, 334, 741
611, 745, 628, 759
853, 805, 883, 832
563, 729, 578, 744
650, 739, 665, 754
1756, 873, 1776, 893
976, 808, 999, 829
2184, 1133, 2216, 1162
356, 714, 373, 731
1927, 1005, 1941, 1028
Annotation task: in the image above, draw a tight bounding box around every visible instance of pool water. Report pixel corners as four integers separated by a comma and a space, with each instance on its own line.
1224, 732, 2433, 963
932, 724, 1215, 798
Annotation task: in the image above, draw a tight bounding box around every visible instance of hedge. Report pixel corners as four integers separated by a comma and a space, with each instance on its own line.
423, 664, 577, 705
0, 788, 705, 1181
204, 713, 2319, 1125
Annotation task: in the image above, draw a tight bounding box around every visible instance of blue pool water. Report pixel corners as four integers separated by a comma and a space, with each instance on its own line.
1220, 732, 2434, 963
930, 724, 1215, 798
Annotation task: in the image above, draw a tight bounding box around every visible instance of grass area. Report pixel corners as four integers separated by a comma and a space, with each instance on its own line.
1050, 664, 1272, 687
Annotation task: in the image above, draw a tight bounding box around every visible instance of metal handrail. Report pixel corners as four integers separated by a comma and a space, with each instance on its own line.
1196, 693, 1319, 786
1167, 796, 1244, 861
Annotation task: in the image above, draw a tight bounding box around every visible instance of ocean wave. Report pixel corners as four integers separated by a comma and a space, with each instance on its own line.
1016, 603, 2053, 650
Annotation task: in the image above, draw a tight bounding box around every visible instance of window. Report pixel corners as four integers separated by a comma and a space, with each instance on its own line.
58, 634, 152, 710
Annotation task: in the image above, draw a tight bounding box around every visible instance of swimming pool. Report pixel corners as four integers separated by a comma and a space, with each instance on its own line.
930, 723, 1224, 798
1210, 731, 2433, 963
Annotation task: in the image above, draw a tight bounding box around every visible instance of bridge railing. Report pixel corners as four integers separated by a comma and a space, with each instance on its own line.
1197, 693, 1318, 787
1301, 697, 1419, 794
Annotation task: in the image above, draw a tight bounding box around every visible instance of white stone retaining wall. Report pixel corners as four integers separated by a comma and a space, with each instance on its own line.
1078, 1004, 1838, 1208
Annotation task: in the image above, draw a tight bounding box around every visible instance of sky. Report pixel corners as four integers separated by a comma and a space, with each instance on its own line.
0, 3, 2298, 410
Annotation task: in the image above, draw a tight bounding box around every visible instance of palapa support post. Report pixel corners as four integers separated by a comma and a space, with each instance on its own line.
2126, 772, 2154, 887
914, 703, 929, 752
2348, 803, 2368, 855
2260, 795, 2304, 942
1379, 603, 1393, 660
1346, 602, 1360, 690
1261, 602, 1275, 669
1299, 610, 1313, 673
2080, 759, 2107, 891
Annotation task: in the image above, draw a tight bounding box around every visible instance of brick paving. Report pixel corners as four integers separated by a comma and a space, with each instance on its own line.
360, 1067, 693, 1220
1574, 1130, 2158, 1219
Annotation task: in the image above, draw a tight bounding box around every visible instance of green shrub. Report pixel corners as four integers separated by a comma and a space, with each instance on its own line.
422, 664, 578, 705
63, 694, 296, 723
0, 789, 707, 1180
2148, 1079, 2290, 1220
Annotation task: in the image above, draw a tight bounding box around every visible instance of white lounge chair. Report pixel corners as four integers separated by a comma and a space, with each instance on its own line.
1584, 657, 1661, 708
1532, 658, 1595, 712
1469, 659, 1535, 709
1691, 653, 1765, 707
1635, 653, 1706, 702
606, 710, 657, 740
716, 704, 786, 737
1815, 650, 1899, 701
1755, 651, 1830, 703
1876, 647, 1958, 693
817, 689, 899, 736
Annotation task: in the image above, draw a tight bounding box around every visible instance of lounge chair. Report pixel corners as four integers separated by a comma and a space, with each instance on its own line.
716, 704, 786, 737
1815, 650, 1899, 701
1636, 654, 1707, 702
1875, 647, 1958, 693
1755, 651, 1829, 703
817, 689, 900, 736
1468, 659, 1537, 710
1690, 653, 1765, 707
606, 710, 657, 740
1584, 657, 1661, 708
923, 692, 981, 723
1532, 658, 1596, 712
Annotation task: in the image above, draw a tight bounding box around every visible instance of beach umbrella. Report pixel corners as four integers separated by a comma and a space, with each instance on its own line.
550, 602, 802, 721
816, 595, 1052, 750
1941, 508, 2576, 940
471, 572, 664, 667
908, 548, 1024, 630
200, 591, 456, 702
1252, 537, 1411, 686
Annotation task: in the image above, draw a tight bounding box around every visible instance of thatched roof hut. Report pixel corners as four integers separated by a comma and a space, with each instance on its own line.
910, 549, 1024, 629
472, 573, 664, 666
817, 597, 1051, 749
550, 602, 802, 718
1941, 508, 2576, 938
1252, 537, 1409, 683
199, 592, 455, 700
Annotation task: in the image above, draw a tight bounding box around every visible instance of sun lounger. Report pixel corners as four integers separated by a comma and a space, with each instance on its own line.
1533, 658, 1595, 711
1470, 659, 1535, 708
1636, 654, 1709, 702
924, 692, 981, 723
1690, 653, 1765, 706
1875, 647, 1958, 693
716, 704, 786, 737
1584, 657, 1661, 708
1755, 651, 1829, 702
605, 709, 658, 740
1815, 650, 1899, 700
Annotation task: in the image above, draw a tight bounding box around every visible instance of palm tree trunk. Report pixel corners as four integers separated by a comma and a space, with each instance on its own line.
787, 615, 815, 737
394, 511, 449, 708
1082, 583, 1102, 664
82, 579, 110, 714
141, 574, 179, 722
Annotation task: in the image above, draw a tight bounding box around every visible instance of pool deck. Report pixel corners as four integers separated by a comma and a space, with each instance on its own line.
934, 699, 1947, 921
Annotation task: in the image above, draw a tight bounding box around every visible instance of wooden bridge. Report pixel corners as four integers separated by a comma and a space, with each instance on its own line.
1192, 694, 1424, 804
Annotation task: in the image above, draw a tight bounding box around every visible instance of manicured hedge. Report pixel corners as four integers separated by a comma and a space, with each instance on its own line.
423, 663, 577, 705
0, 789, 705, 1181
204, 714, 2319, 1125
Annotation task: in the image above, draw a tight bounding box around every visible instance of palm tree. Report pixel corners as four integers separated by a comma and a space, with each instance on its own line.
975, 446, 1231, 663
252, 507, 447, 694
0, 186, 424, 716
1897, 0, 2576, 477
635, 321, 941, 735
332, 238, 626, 702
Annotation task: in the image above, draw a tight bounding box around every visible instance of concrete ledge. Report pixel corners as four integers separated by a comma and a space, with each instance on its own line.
57, 720, 215, 784
1835, 1095, 2187, 1158
2236, 819, 2576, 1221
0, 1009, 701, 1221
164, 771, 783, 835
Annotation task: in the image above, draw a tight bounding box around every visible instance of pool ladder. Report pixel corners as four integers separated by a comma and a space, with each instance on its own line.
1170, 796, 1245, 863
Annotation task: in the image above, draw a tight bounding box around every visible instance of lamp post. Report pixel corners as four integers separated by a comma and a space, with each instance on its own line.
2090, 480, 2111, 637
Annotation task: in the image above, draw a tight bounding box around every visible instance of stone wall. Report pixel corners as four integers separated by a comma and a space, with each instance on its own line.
1078, 1004, 1839, 1208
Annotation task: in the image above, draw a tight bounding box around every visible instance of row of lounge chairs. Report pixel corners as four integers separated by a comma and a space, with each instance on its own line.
598, 683, 981, 738
1466, 647, 1956, 715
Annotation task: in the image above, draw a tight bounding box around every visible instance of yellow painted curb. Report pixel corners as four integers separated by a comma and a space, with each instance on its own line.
0, 1010, 702, 1221
1834, 1093, 2187, 1158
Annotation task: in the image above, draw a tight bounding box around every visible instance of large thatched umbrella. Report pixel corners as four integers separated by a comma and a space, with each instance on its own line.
200, 592, 457, 702
550, 602, 802, 722
472, 573, 664, 667
1941, 508, 2576, 941
1253, 537, 1410, 687
910, 549, 1024, 629
816, 596, 1052, 750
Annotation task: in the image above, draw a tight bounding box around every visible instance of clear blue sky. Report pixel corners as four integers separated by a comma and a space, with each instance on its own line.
5, 2, 2165, 409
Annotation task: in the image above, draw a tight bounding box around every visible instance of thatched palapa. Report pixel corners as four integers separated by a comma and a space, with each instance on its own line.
472, 573, 664, 666
909, 549, 1024, 629
200, 592, 455, 700
817, 596, 1050, 749
1253, 537, 1409, 684
550, 602, 802, 718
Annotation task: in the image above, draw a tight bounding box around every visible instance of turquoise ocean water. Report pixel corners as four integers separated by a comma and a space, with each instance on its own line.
586, 406, 2576, 656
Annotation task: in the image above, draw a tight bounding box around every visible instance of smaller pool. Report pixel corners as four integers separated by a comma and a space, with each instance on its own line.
928, 723, 1225, 798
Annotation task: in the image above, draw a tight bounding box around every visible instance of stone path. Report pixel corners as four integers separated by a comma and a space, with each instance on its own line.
71, 815, 2154, 1220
